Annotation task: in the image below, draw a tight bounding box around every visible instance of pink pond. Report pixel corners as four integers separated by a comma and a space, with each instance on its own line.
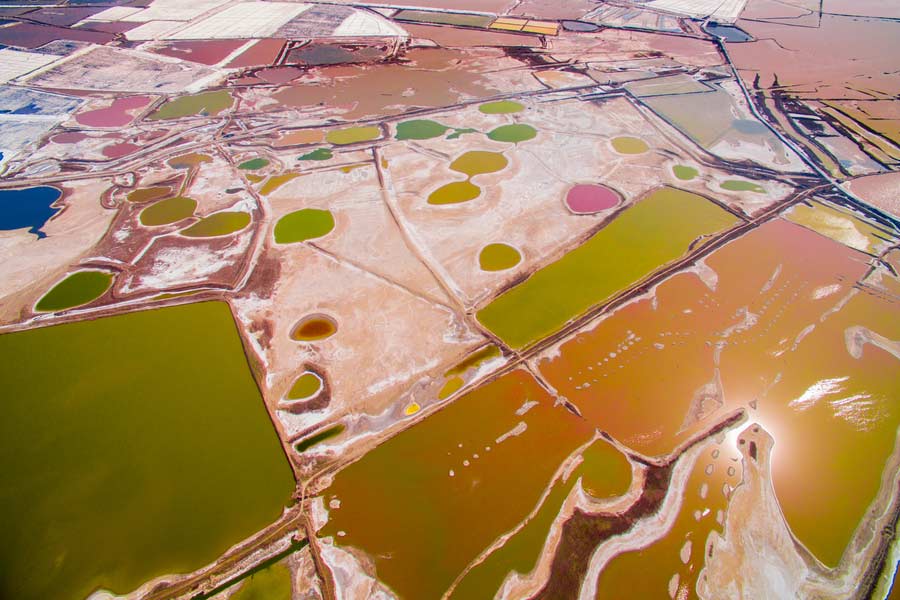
256, 66, 304, 85
565, 184, 621, 214
102, 142, 140, 159
51, 132, 88, 144
75, 96, 151, 128
152, 40, 246, 66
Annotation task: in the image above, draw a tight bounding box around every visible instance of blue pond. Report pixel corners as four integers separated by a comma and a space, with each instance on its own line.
0, 186, 62, 239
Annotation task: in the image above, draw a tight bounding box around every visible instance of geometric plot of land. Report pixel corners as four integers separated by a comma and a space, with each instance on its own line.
0, 49, 61, 84
24, 46, 221, 93
170, 2, 312, 39
477, 186, 739, 349
646, 0, 749, 23
319, 369, 596, 599
641, 83, 805, 172
0, 301, 295, 600
538, 217, 900, 567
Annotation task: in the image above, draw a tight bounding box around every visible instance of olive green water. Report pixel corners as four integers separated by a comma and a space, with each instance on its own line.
296, 424, 345, 452
181, 211, 251, 237
127, 186, 171, 203
274, 208, 335, 243
139, 196, 196, 226
428, 180, 481, 205
488, 124, 537, 143
477, 187, 739, 348
450, 151, 507, 176
0, 301, 295, 600
147, 90, 233, 120
444, 345, 501, 378
395, 119, 449, 140
479, 100, 524, 114
35, 270, 113, 312
286, 372, 322, 400
229, 559, 292, 600
673, 165, 698, 180
611, 136, 649, 154
479, 243, 522, 271
325, 126, 381, 145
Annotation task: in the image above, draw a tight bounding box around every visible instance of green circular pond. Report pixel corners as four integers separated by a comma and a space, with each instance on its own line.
274, 208, 335, 244
479, 100, 524, 114
396, 120, 449, 141
487, 124, 537, 143
139, 196, 197, 226
611, 136, 649, 154
35, 270, 113, 312
673, 165, 698, 181
286, 372, 323, 400
479, 243, 522, 271
450, 151, 508, 177
181, 211, 251, 237
428, 181, 481, 205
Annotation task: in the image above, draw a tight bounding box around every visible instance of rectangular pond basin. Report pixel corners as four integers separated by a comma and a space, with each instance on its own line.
476, 187, 739, 349
0, 301, 295, 600
319, 369, 595, 599
537, 218, 900, 568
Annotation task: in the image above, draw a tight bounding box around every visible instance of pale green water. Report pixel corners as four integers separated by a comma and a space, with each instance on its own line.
477, 187, 738, 348
0, 301, 295, 600
721, 179, 764, 193
673, 165, 698, 180
479, 100, 524, 114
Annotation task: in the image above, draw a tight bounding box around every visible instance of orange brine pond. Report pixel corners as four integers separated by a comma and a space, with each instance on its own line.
319, 369, 597, 599
291, 315, 337, 341
537, 217, 900, 568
